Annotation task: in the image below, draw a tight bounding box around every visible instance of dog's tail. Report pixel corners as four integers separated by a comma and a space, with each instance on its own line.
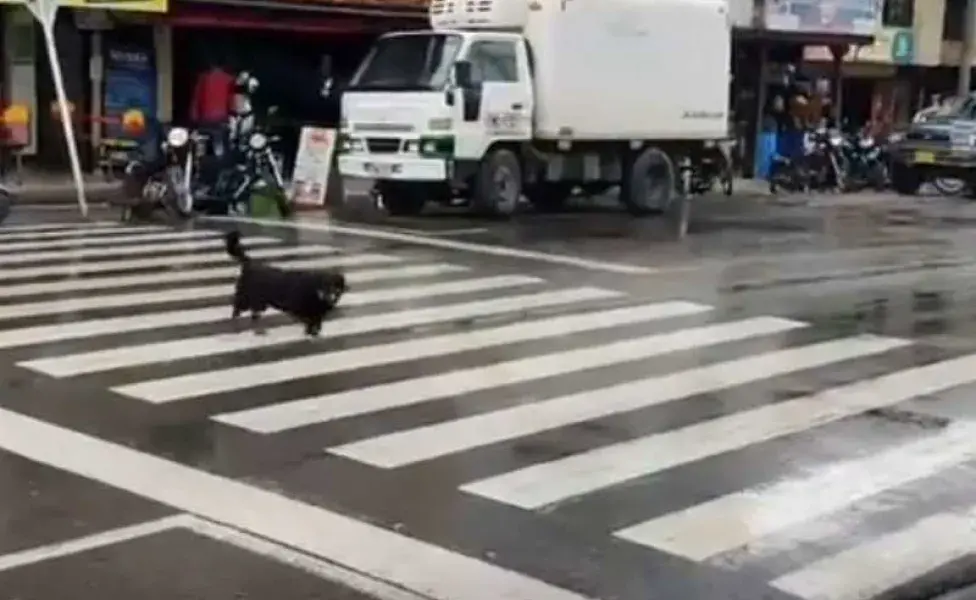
224, 230, 250, 263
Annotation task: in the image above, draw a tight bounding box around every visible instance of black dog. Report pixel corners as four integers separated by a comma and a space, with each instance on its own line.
225, 230, 346, 336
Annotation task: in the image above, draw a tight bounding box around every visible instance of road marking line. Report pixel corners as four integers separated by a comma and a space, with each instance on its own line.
771, 513, 976, 600
0, 222, 129, 234
0, 407, 595, 600
0, 287, 598, 352
0, 244, 340, 281
0, 230, 222, 252
464, 342, 961, 511
0, 274, 535, 322
0, 254, 405, 300
183, 516, 432, 600
0, 515, 189, 572
455, 336, 911, 508
614, 421, 976, 560
113, 285, 619, 403
203, 215, 658, 275
216, 301, 711, 433
25, 287, 616, 378
318, 319, 809, 443
0, 236, 280, 266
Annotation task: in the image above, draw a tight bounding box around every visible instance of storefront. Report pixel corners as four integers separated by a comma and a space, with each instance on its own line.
156, 0, 425, 170
733, 0, 881, 177
1, 0, 167, 172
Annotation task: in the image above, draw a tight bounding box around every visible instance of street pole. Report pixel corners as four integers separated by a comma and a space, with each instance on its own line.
958, 0, 976, 97
22, 0, 89, 217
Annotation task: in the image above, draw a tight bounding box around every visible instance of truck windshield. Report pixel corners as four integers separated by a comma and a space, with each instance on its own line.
349, 34, 462, 91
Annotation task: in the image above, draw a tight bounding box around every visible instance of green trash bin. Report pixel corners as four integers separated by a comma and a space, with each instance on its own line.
248, 185, 291, 219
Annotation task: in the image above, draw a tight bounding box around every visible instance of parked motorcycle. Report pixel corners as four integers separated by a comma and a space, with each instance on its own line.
0, 183, 12, 224
839, 130, 888, 191
688, 141, 734, 196
120, 124, 199, 220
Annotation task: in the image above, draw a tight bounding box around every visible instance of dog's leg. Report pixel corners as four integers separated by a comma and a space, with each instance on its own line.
251, 305, 268, 335
304, 317, 322, 337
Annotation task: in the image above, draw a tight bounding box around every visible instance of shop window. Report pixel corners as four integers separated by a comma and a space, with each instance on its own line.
944, 0, 966, 41
882, 0, 914, 28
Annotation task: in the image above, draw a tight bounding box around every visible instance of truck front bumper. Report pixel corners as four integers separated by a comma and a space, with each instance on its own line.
337, 154, 448, 182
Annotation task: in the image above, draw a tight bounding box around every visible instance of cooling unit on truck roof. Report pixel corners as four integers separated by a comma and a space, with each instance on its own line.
429, 0, 530, 30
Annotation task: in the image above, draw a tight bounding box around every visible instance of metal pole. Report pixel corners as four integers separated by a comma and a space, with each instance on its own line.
958, 0, 976, 97
24, 0, 88, 217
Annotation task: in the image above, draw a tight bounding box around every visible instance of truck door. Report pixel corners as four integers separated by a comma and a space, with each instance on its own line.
455, 36, 533, 160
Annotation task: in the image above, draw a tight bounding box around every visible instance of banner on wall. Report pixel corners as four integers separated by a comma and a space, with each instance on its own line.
0, 0, 167, 12
103, 43, 157, 148
764, 0, 880, 36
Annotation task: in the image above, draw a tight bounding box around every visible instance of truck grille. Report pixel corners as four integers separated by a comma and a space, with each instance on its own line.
366, 138, 401, 153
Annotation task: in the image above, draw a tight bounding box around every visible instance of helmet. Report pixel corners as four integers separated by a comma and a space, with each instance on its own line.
235, 71, 259, 95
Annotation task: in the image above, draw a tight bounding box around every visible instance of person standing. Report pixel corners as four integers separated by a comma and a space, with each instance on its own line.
189, 60, 235, 156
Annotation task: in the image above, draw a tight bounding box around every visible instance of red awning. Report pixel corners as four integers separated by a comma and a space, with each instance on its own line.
161, 4, 400, 33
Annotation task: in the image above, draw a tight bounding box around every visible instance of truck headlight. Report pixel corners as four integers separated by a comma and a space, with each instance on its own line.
342, 138, 365, 152
418, 136, 454, 157
404, 140, 419, 153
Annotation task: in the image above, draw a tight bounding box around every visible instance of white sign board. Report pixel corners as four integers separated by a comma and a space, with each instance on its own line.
288, 127, 337, 207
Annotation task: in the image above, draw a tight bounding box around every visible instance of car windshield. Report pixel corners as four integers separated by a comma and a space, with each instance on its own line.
934, 96, 973, 118
349, 33, 462, 92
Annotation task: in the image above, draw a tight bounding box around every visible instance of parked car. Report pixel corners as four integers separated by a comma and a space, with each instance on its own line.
889, 93, 976, 197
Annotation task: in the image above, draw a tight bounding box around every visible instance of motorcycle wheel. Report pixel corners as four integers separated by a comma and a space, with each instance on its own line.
0, 188, 11, 224
163, 188, 193, 219
720, 155, 734, 196
933, 178, 966, 196
870, 163, 890, 191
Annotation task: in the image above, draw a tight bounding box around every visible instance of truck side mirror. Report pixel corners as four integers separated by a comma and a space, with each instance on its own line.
454, 61, 473, 88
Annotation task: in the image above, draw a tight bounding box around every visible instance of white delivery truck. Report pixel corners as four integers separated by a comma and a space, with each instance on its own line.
336, 0, 731, 217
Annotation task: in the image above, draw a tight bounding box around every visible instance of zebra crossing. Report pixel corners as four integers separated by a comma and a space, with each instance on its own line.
3, 221, 976, 600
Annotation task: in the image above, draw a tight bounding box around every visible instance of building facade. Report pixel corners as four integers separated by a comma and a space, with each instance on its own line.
1, 0, 425, 172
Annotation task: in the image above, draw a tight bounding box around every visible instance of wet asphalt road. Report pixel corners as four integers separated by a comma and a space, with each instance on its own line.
5, 193, 976, 600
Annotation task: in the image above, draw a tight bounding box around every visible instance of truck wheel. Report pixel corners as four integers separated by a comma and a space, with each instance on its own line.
524, 183, 573, 212
891, 165, 920, 196
377, 182, 427, 216
473, 148, 521, 218
621, 147, 675, 216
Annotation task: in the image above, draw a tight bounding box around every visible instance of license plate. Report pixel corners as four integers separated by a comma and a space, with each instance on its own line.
365, 162, 394, 176
914, 151, 936, 164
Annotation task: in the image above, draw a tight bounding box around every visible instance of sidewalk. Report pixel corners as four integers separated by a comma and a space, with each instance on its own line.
3, 171, 122, 205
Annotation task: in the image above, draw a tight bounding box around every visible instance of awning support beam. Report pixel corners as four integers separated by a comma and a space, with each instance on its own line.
22, 0, 88, 217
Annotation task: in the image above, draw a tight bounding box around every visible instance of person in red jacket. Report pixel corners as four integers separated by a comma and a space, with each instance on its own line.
190, 61, 235, 126
189, 60, 235, 158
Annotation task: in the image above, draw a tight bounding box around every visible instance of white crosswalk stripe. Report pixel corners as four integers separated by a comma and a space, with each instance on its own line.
3, 221, 976, 600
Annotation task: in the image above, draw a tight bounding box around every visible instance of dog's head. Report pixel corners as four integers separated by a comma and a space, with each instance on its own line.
316, 271, 347, 308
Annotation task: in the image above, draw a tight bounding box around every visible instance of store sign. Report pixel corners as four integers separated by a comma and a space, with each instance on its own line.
0, 0, 166, 12
804, 26, 914, 64
764, 0, 880, 36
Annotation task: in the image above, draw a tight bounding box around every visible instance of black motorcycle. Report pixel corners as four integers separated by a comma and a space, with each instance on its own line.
0, 184, 11, 224
839, 131, 888, 191
213, 120, 291, 217
688, 141, 734, 196
121, 124, 199, 220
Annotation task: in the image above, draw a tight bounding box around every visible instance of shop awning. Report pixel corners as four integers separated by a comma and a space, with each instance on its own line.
173, 0, 427, 19
161, 2, 424, 32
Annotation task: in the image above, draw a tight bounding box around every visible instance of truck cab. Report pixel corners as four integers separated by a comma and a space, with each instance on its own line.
337, 0, 730, 217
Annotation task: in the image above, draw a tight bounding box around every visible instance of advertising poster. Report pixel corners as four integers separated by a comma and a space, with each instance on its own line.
290, 127, 337, 207
764, 0, 881, 36
103, 43, 157, 149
